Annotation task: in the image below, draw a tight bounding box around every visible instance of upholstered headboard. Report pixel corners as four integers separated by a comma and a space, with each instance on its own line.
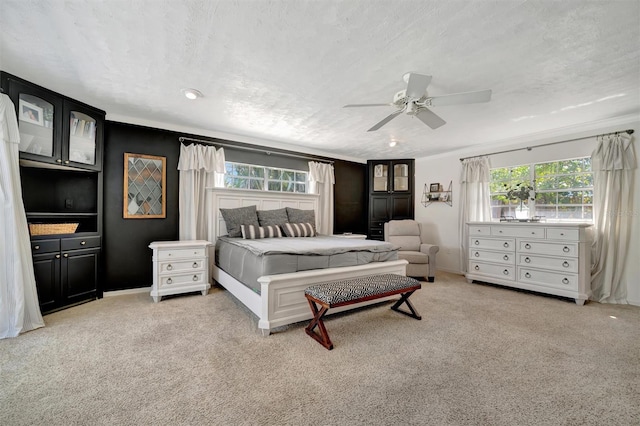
205, 187, 319, 243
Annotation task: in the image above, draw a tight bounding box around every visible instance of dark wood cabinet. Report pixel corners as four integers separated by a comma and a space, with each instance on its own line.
1, 71, 104, 314
367, 159, 415, 240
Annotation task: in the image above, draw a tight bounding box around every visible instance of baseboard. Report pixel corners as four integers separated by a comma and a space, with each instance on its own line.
626, 298, 640, 307
103, 287, 151, 297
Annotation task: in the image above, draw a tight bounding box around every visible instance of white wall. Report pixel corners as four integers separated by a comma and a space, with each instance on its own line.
414, 120, 639, 305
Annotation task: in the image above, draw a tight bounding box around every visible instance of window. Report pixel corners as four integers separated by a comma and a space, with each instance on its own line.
224, 162, 308, 193
490, 157, 593, 222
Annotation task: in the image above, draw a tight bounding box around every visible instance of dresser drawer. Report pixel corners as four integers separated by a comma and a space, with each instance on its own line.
470, 249, 514, 264
158, 247, 206, 260
518, 254, 578, 273
519, 240, 578, 257
546, 228, 579, 241
31, 239, 60, 254
159, 259, 205, 274
159, 271, 206, 287
61, 236, 101, 251
491, 226, 545, 239
470, 237, 515, 251
469, 225, 491, 236
518, 267, 578, 291
469, 262, 516, 280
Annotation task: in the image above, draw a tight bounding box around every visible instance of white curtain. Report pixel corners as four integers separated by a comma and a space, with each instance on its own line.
0, 93, 44, 339
458, 156, 492, 272
308, 161, 335, 235
590, 133, 636, 303
177, 144, 225, 241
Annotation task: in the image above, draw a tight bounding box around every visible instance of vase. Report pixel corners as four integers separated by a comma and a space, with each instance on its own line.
515, 201, 529, 219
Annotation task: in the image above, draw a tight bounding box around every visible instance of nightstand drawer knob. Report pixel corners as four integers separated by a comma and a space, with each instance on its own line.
503, 269, 509, 275
167, 264, 173, 271
193, 262, 198, 268
562, 278, 570, 284
167, 278, 172, 284
503, 242, 509, 248
474, 252, 479, 257
474, 265, 480, 271
474, 240, 479, 245
193, 275, 198, 281
563, 261, 570, 268
563, 246, 570, 253
525, 257, 531, 263
503, 255, 509, 261
524, 243, 531, 249
525, 272, 531, 278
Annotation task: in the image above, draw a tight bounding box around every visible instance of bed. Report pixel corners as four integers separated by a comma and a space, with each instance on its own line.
206, 187, 408, 335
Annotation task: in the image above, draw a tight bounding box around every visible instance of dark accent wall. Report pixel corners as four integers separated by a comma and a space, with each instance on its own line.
103, 121, 367, 291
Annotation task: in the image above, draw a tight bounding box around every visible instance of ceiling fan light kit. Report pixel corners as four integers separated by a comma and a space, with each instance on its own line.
344, 72, 492, 132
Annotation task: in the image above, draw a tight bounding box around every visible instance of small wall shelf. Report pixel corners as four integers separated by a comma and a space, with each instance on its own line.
422, 180, 452, 207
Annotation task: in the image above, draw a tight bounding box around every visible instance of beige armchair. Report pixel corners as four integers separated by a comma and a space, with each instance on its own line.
384, 220, 440, 282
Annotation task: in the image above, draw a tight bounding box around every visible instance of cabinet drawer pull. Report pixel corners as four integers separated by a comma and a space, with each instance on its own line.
525, 272, 531, 278
474, 265, 479, 271
34, 245, 40, 250
192, 275, 198, 281
562, 261, 570, 268
503, 269, 509, 275
503, 242, 509, 248
476, 229, 482, 233
56, 159, 62, 163
503, 255, 509, 261
64, 160, 70, 164
474, 240, 479, 245
524, 243, 531, 249
525, 257, 531, 263
55, 254, 61, 259
562, 278, 569, 284
80, 241, 86, 245
167, 278, 172, 284
193, 262, 198, 268
563, 246, 570, 253
167, 264, 173, 271
474, 252, 480, 257
63, 253, 68, 258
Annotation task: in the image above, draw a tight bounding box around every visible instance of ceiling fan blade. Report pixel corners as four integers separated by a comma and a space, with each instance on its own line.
416, 108, 446, 129
367, 109, 404, 132
429, 89, 492, 107
343, 103, 391, 108
405, 73, 432, 99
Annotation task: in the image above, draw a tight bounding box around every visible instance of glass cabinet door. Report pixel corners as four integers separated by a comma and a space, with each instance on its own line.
372, 163, 389, 192
393, 163, 410, 192
17, 93, 55, 158
68, 111, 97, 166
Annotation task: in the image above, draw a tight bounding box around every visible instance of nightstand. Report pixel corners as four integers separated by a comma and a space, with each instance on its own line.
148, 240, 212, 303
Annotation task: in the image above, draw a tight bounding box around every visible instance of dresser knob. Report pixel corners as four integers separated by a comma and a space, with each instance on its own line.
64, 160, 70, 164
499, 230, 502, 233
525, 272, 531, 278
503, 269, 509, 275
63, 253, 68, 258
34, 245, 40, 250
56, 159, 62, 163
562, 261, 570, 268
562, 278, 569, 284
525, 243, 531, 249
167, 278, 172, 284
563, 246, 570, 253
80, 241, 86, 245
525, 257, 531, 263
167, 264, 173, 271
560, 233, 565, 236
474, 240, 479, 245
474, 252, 479, 257
503, 255, 509, 261
192, 275, 198, 281
474, 265, 479, 271
55, 254, 61, 259
193, 262, 198, 268
503, 242, 509, 248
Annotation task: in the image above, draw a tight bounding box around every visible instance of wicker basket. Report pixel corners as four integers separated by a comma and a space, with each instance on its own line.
29, 223, 79, 236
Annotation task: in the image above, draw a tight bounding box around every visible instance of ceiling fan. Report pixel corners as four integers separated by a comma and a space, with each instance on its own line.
344, 72, 492, 131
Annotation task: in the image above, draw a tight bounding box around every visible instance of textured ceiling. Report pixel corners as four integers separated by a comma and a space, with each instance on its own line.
1, 0, 639, 162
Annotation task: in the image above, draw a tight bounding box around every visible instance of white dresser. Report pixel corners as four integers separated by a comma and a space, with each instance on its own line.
465, 222, 593, 304
149, 240, 212, 303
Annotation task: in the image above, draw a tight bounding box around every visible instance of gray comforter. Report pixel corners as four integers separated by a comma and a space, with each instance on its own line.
218, 235, 397, 255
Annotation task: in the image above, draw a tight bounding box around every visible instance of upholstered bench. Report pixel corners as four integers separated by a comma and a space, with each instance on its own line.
304, 274, 422, 350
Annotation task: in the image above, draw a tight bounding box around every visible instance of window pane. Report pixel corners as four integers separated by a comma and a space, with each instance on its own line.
268, 181, 281, 191
535, 192, 557, 205
491, 168, 510, 182
558, 191, 581, 204
584, 206, 593, 220
283, 181, 295, 192
535, 162, 557, 177
490, 181, 507, 193
536, 206, 557, 220
250, 167, 264, 178
536, 176, 557, 190
510, 165, 530, 181
282, 170, 294, 181
249, 179, 263, 190
296, 183, 306, 192
236, 165, 249, 176
558, 206, 582, 219
295, 172, 306, 182
268, 169, 281, 179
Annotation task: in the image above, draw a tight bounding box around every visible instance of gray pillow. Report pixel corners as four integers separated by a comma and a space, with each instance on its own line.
220, 205, 259, 237
257, 208, 289, 227
286, 207, 315, 224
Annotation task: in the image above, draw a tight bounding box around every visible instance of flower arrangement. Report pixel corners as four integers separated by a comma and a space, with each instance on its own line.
503, 182, 535, 207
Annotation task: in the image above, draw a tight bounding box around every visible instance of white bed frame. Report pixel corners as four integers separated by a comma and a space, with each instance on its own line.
206, 187, 408, 335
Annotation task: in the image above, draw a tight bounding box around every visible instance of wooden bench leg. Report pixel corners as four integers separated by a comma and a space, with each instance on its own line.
305, 297, 334, 350
390, 290, 422, 320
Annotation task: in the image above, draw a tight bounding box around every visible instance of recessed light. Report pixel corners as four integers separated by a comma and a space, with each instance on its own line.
389, 141, 397, 147
182, 88, 203, 100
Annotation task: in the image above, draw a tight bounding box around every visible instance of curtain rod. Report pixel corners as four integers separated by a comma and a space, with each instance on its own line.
459, 129, 635, 162
178, 136, 334, 164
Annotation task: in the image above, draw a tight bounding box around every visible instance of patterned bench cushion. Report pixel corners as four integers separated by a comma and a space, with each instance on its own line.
305, 274, 421, 305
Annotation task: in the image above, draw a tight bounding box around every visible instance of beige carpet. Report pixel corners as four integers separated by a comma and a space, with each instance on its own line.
1, 272, 639, 425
